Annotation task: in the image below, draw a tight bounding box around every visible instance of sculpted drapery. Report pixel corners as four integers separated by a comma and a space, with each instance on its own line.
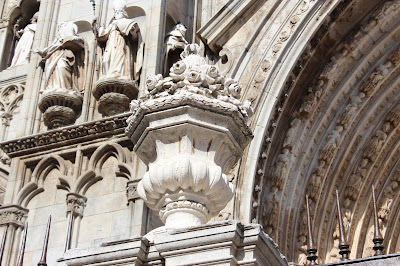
37, 22, 85, 93
93, 0, 143, 81
10, 12, 39, 67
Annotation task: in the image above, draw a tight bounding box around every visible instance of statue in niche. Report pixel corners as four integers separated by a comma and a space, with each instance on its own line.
163, 22, 188, 76
36, 22, 85, 129
91, 0, 143, 116
92, 0, 143, 81
9, 12, 39, 67
37, 22, 85, 93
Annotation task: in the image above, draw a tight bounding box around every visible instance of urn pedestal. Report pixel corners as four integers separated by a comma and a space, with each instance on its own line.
38, 89, 83, 129
126, 92, 252, 228
93, 78, 138, 116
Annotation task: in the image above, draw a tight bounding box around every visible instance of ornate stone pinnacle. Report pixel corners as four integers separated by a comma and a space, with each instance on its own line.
126, 43, 253, 228
372, 185, 384, 256
306, 195, 318, 265
336, 190, 350, 261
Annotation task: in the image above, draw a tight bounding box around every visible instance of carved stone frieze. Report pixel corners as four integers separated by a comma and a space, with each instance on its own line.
66, 193, 87, 217
0, 205, 28, 227
0, 113, 128, 157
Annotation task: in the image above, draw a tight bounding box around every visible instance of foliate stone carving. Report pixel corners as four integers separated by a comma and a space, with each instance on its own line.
126, 180, 140, 202
66, 193, 87, 217
126, 43, 253, 228
9, 12, 38, 68
37, 22, 85, 129
0, 205, 28, 227
138, 44, 252, 117
92, 0, 143, 116
0, 114, 128, 157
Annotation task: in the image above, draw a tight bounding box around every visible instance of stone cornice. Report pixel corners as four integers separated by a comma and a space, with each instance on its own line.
0, 113, 130, 158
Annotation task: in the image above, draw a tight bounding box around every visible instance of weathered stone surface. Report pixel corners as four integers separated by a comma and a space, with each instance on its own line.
60, 221, 288, 266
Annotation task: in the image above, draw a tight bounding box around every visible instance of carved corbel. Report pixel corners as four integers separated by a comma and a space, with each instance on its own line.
0, 205, 28, 228
66, 193, 87, 217
126, 180, 140, 202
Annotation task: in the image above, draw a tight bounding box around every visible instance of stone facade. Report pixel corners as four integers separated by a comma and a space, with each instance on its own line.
0, 0, 399, 265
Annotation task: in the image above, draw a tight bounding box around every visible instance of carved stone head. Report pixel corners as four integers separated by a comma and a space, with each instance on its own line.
57, 22, 78, 39
113, 0, 128, 19
31, 12, 39, 24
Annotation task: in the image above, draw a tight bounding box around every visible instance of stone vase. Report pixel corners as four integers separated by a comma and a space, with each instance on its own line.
126, 92, 252, 228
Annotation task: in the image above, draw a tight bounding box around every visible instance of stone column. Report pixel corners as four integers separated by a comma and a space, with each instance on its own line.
126, 44, 253, 228
66, 193, 86, 249
126, 180, 148, 236
0, 205, 28, 265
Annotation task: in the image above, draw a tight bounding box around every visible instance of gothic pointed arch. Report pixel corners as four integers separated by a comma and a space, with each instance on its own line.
72, 170, 100, 195
228, 0, 400, 263
31, 154, 68, 185
88, 142, 129, 172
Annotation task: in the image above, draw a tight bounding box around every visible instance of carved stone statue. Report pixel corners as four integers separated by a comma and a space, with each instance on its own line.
163, 22, 188, 75
93, 0, 143, 81
91, 0, 143, 116
9, 12, 39, 67
38, 22, 84, 92
37, 22, 85, 129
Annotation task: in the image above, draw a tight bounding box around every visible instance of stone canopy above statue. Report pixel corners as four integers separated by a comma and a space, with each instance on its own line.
92, 0, 144, 117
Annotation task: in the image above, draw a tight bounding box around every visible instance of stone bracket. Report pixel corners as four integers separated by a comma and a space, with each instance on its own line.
126, 180, 141, 202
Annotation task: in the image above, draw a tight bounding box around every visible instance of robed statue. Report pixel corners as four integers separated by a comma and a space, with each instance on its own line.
10, 12, 39, 67
92, 0, 143, 81
37, 22, 85, 93
163, 22, 188, 76
36, 22, 85, 129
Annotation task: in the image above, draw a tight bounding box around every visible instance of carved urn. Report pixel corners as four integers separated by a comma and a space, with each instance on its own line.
38, 90, 83, 129
93, 78, 138, 116
126, 44, 253, 228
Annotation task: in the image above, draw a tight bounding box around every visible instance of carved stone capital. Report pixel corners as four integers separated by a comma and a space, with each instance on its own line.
126, 180, 140, 202
66, 193, 87, 217
0, 205, 28, 228
126, 44, 253, 228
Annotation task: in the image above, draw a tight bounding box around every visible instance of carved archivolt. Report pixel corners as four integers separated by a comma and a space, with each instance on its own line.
250, 0, 400, 263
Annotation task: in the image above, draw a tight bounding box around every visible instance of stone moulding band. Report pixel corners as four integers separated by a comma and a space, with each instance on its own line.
0, 113, 130, 157
125, 92, 253, 143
